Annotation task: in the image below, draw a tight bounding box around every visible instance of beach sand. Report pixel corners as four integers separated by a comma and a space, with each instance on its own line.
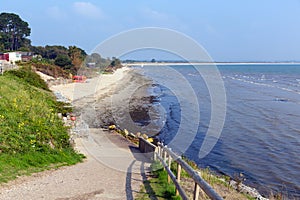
0, 67, 153, 200
50, 67, 129, 102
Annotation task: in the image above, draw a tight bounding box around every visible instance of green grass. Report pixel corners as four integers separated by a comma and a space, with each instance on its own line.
136, 162, 181, 200
0, 149, 83, 183
5, 66, 50, 91
0, 67, 84, 183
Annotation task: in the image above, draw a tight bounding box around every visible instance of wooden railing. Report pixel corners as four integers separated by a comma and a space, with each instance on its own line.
138, 137, 157, 160
139, 137, 224, 200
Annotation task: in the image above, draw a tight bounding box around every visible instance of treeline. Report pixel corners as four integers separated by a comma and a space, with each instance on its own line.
29, 45, 121, 75
0, 12, 122, 75
30, 45, 87, 74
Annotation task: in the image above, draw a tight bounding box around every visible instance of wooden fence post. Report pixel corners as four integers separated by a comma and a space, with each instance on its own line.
176, 163, 182, 195
168, 154, 172, 183
193, 182, 200, 200
154, 147, 158, 161
159, 146, 162, 158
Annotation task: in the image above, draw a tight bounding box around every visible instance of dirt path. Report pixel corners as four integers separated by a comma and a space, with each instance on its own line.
0, 129, 151, 200
0, 68, 152, 200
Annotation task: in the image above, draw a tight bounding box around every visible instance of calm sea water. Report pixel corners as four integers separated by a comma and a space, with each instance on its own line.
136, 64, 300, 198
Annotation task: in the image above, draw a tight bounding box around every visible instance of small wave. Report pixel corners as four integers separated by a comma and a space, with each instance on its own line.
273, 98, 289, 102
227, 75, 300, 95
187, 73, 198, 77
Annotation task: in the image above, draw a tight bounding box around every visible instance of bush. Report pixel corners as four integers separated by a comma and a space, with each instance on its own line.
54, 55, 72, 68
5, 66, 50, 91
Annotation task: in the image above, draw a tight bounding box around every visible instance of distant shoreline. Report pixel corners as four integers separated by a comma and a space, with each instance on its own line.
124, 62, 300, 66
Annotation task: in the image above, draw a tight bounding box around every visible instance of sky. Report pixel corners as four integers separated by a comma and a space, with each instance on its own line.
2, 0, 300, 62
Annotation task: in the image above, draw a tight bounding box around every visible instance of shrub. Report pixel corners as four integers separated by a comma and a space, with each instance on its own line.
5, 66, 50, 91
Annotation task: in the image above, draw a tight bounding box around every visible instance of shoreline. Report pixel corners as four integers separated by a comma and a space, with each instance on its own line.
75, 67, 159, 134
124, 62, 300, 66
6, 66, 273, 199
51, 67, 274, 199
113, 67, 276, 199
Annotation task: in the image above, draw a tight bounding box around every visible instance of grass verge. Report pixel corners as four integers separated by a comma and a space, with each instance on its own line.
136, 161, 181, 200
136, 158, 255, 200
0, 67, 84, 184
0, 149, 83, 183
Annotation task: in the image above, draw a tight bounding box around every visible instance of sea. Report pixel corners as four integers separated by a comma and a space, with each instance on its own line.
132, 64, 300, 199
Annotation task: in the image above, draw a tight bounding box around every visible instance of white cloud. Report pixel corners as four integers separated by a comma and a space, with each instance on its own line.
139, 7, 187, 31
47, 6, 67, 20
141, 7, 170, 21
73, 2, 104, 19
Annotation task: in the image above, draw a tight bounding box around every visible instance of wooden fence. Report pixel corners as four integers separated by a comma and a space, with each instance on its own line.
139, 137, 157, 160
138, 137, 223, 200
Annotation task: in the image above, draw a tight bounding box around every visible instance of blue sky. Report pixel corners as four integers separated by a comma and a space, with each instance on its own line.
2, 0, 300, 61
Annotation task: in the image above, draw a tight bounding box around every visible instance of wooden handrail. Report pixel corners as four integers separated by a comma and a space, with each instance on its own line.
157, 142, 224, 200
138, 137, 224, 200
155, 151, 189, 200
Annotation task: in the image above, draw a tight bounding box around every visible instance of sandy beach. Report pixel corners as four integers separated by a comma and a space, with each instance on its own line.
50, 67, 129, 102
0, 67, 152, 200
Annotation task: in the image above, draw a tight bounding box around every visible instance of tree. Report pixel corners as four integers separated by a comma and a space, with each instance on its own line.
90, 53, 101, 62
45, 45, 68, 59
0, 13, 31, 51
110, 57, 121, 67
68, 46, 87, 72
85, 53, 111, 70
0, 34, 4, 51
54, 55, 72, 68
30, 45, 69, 60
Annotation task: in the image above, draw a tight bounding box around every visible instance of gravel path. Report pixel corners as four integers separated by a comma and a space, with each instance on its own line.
0, 129, 151, 200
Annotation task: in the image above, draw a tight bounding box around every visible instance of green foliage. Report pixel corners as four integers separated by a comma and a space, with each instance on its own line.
31, 45, 69, 60
0, 12, 31, 51
0, 69, 84, 183
85, 52, 111, 71
68, 46, 87, 73
19, 60, 70, 78
5, 66, 50, 91
110, 57, 121, 67
18, 46, 31, 52
0, 71, 72, 154
0, 149, 84, 183
30, 45, 87, 63
68, 45, 87, 60
30, 45, 87, 74
136, 161, 181, 200
54, 54, 72, 68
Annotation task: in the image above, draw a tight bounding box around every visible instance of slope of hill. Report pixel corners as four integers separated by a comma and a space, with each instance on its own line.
0, 67, 84, 183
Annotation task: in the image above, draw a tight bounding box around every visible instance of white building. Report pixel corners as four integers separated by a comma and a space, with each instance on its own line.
8, 52, 22, 64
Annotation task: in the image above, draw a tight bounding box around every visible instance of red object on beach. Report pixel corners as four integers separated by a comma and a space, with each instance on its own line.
73, 75, 86, 83
70, 116, 76, 121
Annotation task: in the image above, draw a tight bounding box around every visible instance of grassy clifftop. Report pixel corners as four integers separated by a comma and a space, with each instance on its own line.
0, 67, 83, 183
